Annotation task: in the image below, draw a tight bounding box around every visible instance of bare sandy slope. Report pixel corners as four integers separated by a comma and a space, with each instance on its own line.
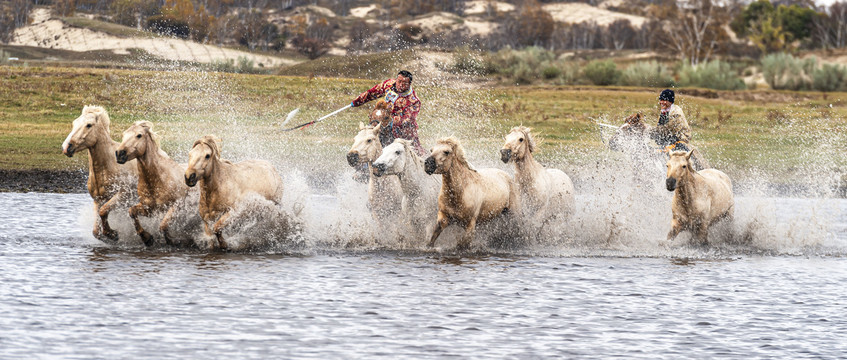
12, 9, 299, 67
542, 3, 647, 27
464, 1, 515, 15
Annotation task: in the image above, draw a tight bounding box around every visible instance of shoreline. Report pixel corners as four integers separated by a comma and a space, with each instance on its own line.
0, 169, 88, 193
1, 169, 844, 198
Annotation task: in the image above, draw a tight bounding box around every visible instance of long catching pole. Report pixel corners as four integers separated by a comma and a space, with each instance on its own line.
281, 104, 352, 132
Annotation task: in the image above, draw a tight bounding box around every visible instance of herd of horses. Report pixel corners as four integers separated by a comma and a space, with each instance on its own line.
60, 102, 736, 251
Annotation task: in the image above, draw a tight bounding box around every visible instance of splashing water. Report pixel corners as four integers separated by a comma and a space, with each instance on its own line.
85, 52, 847, 258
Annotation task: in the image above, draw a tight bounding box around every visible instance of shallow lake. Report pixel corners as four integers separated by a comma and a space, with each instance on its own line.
0, 192, 845, 358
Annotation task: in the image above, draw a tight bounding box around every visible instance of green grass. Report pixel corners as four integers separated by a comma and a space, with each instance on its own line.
1, 65, 845, 187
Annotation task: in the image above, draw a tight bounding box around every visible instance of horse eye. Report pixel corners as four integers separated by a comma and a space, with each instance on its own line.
136, 134, 142, 138
519, 138, 524, 142
682, 165, 687, 168
205, 154, 210, 159
367, 139, 372, 143
395, 151, 401, 155
444, 151, 450, 155
86, 124, 92, 128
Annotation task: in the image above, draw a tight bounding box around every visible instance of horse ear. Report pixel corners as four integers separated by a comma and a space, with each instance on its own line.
359, 122, 365, 130
372, 122, 381, 134
685, 150, 693, 160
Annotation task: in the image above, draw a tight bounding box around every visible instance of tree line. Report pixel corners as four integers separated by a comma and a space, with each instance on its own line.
1, 0, 846, 63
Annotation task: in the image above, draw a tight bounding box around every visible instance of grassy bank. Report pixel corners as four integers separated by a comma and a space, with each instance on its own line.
1, 65, 845, 189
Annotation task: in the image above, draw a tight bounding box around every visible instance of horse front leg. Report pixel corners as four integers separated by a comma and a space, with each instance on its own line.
694, 220, 709, 246
666, 217, 683, 243
92, 201, 104, 239
427, 212, 450, 248
158, 205, 178, 246
97, 193, 124, 241
212, 211, 232, 251
129, 203, 155, 247
457, 216, 478, 251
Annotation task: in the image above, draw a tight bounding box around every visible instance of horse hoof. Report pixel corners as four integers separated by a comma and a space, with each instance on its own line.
139, 232, 155, 247
102, 229, 119, 242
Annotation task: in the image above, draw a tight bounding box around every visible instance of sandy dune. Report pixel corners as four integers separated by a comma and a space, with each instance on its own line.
543, 3, 647, 27
12, 9, 299, 67
464, 1, 515, 15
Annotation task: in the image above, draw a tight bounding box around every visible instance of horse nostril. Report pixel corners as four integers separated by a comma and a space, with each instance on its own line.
346, 152, 359, 167
185, 173, 197, 186
116, 150, 127, 164
500, 149, 512, 163
373, 163, 386, 176
666, 178, 677, 191
424, 157, 436, 175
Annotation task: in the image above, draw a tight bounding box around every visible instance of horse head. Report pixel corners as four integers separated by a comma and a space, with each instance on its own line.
500, 126, 536, 163
347, 122, 383, 167
185, 135, 221, 187
608, 113, 647, 152
373, 139, 418, 177
116, 121, 158, 164
369, 99, 392, 128
425, 137, 470, 175
665, 150, 695, 191
62, 105, 112, 157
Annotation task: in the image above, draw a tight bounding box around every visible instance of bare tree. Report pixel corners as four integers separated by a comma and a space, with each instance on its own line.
663, 0, 728, 66
812, 2, 847, 49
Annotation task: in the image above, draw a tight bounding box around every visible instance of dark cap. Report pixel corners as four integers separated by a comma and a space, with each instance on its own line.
398, 70, 413, 82
659, 89, 675, 103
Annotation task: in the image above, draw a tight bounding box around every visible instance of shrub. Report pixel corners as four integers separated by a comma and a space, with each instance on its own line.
812, 63, 847, 92
583, 60, 620, 86
761, 52, 815, 91
541, 66, 561, 79
619, 61, 674, 87
488, 47, 558, 83
677, 60, 746, 90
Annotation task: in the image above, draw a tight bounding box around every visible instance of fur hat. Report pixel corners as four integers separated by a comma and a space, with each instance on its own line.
659, 89, 675, 103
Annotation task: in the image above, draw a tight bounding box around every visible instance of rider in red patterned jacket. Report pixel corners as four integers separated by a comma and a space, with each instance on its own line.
351, 70, 426, 156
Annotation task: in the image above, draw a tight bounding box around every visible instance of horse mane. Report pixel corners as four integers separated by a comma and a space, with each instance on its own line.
82, 105, 111, 129
394, 139, 424, 171
669, 150, 695, 170
510, 125, 537, 153
437, 137, 476, 172
134, 120, 161, 149
374, 99, 391, 111
193, 135, 221, 159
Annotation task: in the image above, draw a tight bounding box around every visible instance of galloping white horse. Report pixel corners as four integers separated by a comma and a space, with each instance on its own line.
62, 105, 137, 240
346, 122, 403, 222
500, 126, 574, 225
425, 137, 520, 250
665, 151, 734, 245
372, 138, 440, 242
116, 121, 195, 246
185, 135, 284, 250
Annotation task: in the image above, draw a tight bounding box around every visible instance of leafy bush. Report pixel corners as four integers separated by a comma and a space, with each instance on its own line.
619, 61, 674, 87
583, 60, 620, 86
812, 63, 847, 92
677, 60, 746, 90
541, 66, 562, 79
487, 47, 559, 84
761, 52, 815, 91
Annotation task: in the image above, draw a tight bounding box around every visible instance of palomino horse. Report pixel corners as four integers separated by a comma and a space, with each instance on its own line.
372, 138, 441, 242
116, 121, 194, 246
346, 122, 403, 222
425, 137, 520, 250
62, 105, 137, 240
185, 136, 284, 250
665, 151, 734, 245
500, 126, 574, 225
